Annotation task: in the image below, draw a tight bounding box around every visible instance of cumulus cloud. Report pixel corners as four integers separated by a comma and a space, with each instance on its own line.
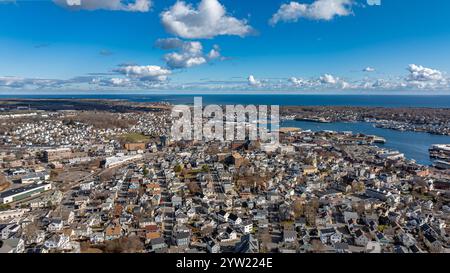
53, 0, 152, 12
114, 65, 171, 82
270, 0, 354, 25
160, 0, 253, 39
107, 78, 131, 86
319, 73, 339, 84
363, 67, 375, 72
207, 45, 222, 60
406, 64, 445, 82
287, 74, 351, 90
405, 64, 447, 89
248, 75, 262, 87
289, 77, 308, 87
156, 38, 222, 69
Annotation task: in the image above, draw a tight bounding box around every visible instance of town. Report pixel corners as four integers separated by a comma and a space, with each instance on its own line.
0, 101, 449, 254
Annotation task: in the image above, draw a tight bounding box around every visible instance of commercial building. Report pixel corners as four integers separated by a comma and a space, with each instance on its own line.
0, 183, 52, 204
101, 154, 143, 169
124, 143, 147, 151
43, 148, 73, 163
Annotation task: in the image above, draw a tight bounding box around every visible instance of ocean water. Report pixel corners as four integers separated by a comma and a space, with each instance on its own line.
2, 94, 450, 108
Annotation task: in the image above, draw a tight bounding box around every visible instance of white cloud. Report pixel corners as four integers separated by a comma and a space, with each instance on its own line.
248, 75, 262, 87
319, 73, 339, 84
406, 64, 445, 82
53, 0, 152, 12
363, 67, 375, 72
405, 64, 447, 89
207, 45, 222, 60
161, 0, 253, 39
115, 65, 171, 82
165, 52, 207, 69
287, 74, 352, 90
108, 78, 131, 86
270, 0, 354, 25
0, 76, 64, 89
289, 77, 309, 87
367, 0, 381, 6
157, 38, 222, 69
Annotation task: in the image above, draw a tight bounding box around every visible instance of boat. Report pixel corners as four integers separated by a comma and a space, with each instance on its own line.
433, 160, 450, 170
429, 144, 450, 160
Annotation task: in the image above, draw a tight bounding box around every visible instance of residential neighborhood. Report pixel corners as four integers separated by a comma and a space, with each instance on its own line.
0, 104, 449, 253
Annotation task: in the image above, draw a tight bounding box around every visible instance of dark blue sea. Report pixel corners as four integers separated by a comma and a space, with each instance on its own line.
2, 94, 450, 108
2, 94, 450, 165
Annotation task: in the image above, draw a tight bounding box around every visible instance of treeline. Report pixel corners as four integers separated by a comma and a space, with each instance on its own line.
63, 112, 137, 129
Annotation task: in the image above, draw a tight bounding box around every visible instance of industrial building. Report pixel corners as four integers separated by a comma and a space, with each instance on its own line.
0, 183, 52, 204
43, 148, 73, 163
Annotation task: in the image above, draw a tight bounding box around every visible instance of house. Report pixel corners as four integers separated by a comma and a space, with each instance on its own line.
375, 232, 390, 245
219, 227, 238, 242
217, 210, 230, 222
24, 229, 46, 245
105, 225, 122, 240
334, 242, 349, 253
1, 224, 20, 240
44, 234, 70, 250
319, 228, 335, 244
139, 218, 153, 228
25, 247, 49, 254
424, 233, 442, 253
240, 220, 253, 234
176, 213, 189, 224
145, 232, 161, 244
47, 218, 63, 232
72, 224, 92, 239
365, 241, 381, 253
343, 211, 359, 223
228, 213, 242, 226
0, 209, 26, 221
258, 219, 269, 229
150, 237, 167, 252
330, 232, 342, 245
354, 229, 369, 247
90, 232, 105, 244
171, 196, 182, 208
205, 237, 221, 253
235, 234, 259, 253
174, 232, 190, 247
254, 210, 268, 221
283, 230, 297, 243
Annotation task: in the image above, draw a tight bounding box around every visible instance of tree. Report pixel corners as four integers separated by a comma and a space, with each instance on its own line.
174, 164, 183, 173
187, 181, 202, 194
143, 166, 149, 177
22, 222, 39, 243
305, 198, 319, 227
259, 229, 272, 253
104, 236, 144, 253
0, 204, 11, 211
293, 199, 305, 219
311, 239, 325, 253
201, 165, 210, 173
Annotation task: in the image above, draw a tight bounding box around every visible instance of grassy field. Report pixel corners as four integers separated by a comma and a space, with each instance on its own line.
120, 132, 150, 143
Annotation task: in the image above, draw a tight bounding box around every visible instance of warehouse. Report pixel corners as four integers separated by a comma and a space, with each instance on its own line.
0, 183, 52, 204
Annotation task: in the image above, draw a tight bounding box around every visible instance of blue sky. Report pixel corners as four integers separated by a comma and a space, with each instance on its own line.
1, 0, 450, 93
